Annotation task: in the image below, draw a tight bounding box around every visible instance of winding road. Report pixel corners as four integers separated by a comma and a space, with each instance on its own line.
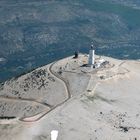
49, 62, 71, 99
20, 62, 71, 122
0, 95, 52, 108
0, 61, 72, 122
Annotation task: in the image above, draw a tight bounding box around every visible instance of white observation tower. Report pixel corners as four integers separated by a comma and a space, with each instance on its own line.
88, 44, 95, 66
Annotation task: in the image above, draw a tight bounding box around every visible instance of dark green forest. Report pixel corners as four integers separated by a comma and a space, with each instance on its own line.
0, 0, 140, 82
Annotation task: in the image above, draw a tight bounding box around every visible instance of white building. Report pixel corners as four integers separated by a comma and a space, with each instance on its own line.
88, 45, 95, 65
51, 130, 58, 140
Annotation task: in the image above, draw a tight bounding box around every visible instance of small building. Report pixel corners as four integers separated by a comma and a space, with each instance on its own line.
73, 51, 79, 59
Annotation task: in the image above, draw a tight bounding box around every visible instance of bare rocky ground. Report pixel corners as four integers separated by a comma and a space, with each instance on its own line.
0, 98, 48, 118
0, 54, 140, 140
0, 63, 68, 119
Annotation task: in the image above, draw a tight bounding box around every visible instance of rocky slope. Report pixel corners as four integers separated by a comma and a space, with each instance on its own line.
0, 55, 140, 140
